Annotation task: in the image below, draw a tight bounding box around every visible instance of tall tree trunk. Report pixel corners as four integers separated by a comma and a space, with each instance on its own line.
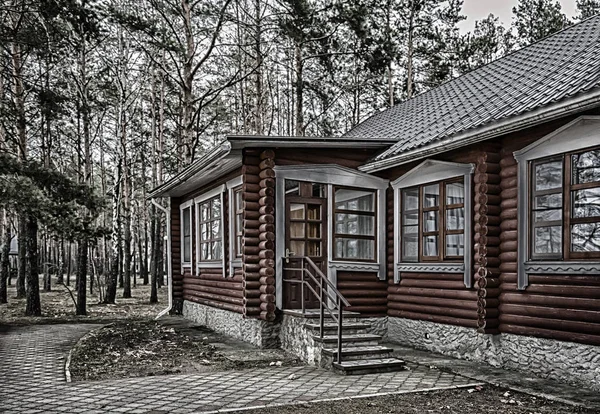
24, 216, 40, 316
104, 160, 121, 304
76, 241, 87, 315
43, 235, 51, 291
0, 209, 10, 304
16, 217, 26, 298
294, 44, 303, 136
57, 239, 64, 284
66, 243, 72, 286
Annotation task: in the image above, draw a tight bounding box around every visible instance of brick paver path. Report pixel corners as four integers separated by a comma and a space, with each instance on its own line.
0, 324, 480, 413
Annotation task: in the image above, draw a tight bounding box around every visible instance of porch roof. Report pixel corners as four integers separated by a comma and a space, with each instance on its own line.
148, 136, 395, 198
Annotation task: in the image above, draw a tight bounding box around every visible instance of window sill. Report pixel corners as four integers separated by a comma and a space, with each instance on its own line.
524, 261, 600, 274
329, 261, 380, 272
198, 262, 223, 269
397, 262, 465, 273
231, 259, 242, 268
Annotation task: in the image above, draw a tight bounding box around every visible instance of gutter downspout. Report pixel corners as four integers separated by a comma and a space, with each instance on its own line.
152, 198, 173, 319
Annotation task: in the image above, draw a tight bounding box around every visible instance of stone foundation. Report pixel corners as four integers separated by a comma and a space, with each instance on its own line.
280, 315, 321, 364
388, 317, 600, 391
362, 316, 388, 339
182, 301, 280, 348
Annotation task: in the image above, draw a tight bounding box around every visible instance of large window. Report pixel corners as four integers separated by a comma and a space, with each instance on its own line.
233, 187, 243, 258
530, 148, 600, 259
198, 196, 222, 262
334, 188, 376, 261
401, 179, 465, 262
182, 206, 192, 264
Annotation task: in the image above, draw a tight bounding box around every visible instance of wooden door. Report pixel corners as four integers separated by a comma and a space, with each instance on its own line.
283, 197, 327, 310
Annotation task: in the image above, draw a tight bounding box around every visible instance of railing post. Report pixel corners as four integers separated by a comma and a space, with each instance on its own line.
300, 258, 305, 315
337, 297, 343, 364
319, 272, 324, 338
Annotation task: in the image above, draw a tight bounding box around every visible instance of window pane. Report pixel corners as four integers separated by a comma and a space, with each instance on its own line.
423, 184, 440, 208
402, 188, 419, 211
335, 188, 375, 212
236, 236, 242, 256
572, 188, 600, 219
212, 198, 221, 218
312, 184, 326, 198
335, 238, 374, 260
402, 226, 418, 261
572, 150, 600, 184
534, 209, 562, 222
535, 160, 562, 191
290, 222, 305, 238
201, 223, 209, 241
306, 241, 321, 256
534, 226, 562, 254
446, 182, 464, 205
183, 236, 191, 262
212, 241, 222, 260
290, 240, 305, 256
201, 243, 210, 261
402, 211, 418, 226
446, 234, 464, 257
183, 208, 191, 236
446, 208, 465, 230
235, 190, 243, 210
534, 193, 562, 209
307, 222, 321, 238
423, 235, 439, 256
335, 213, 374, 236
571, 223, 600, 252
201, 204, 209, 221
423, 211, 439, 232
307, 204, 321, 220
212, 219, 221, 238
285, 180, 300, 195
290, 203, 305, 219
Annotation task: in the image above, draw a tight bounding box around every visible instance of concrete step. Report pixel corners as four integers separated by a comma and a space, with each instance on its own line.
304, 322, 371, 335
283, 309, 362, 320
332, 358, 406, 375
313, 334, 381, 347
322, 345, 394, 360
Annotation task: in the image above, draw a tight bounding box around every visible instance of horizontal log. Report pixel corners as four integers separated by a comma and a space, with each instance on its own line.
243, 192, 260, 202
244, 219, 261, 229
243, 263, 261, 272
387, 286, 478, 300
499, 303, 600, 324
501, 283, 600, 298
388, 302, 480, 319
500, 164, 518, 178
338, 281, 387, 290
243, 281, 261, 289
259, 187, 274, 197
500, 188, 518, 200
259, 159, 275, 170
259, 223, 275, 233
244, 210, 261, 220
500, 220, 518, 231
259, 169, 275, 179
245, 228, 260, 238
183, 291, 243, 306
260, 149, 275, 160
338, 289, 388, 298
500, 230, 518, 242
499, 208, 517, 220
198, 272, 243, 282
259, 240, 274, 250
243, 298, 262, 307
260, 293, 275, 303
244, 154, 260, 164
242, 165, 260, 175
260, 302, 275, 312
259, 276, 275, 285
259, 232, 275, 242
499, 324, 600, 346
245, 174, 261, 185
243, 201, 260, 211
499, 292, 600, 311
259, 196, 274, 207
259, 284, 276, 295
259, 178, 275, 189
499, 263, 518, 272
388, 310, 478, 328
183, 296, 244, 314
259, 205, 275, 215
243, 183, 261, 193
243, 237, 260, 246
345, 305, 387, 315
499, 155, 517, 168
500, 240, 518, 252
243, 254, 260, 264
346, 297, 387, 306
243, 246, 261, 256
244, 272, 261, 281
500, 176, 517, 190
259, 258, 275, 268
260, 311, 276, 322
245, 290, 261, 298
243, 307, 262, 316
500, 197, 517, 209
259, 215, 274, 224
499, 314, 600, 335
259, 267, 275, 277
184, 284, 243, 298
397, 273, 464, 281
398, 279, 471, 290
184, 278, 243, 290
259, 250, 274, 260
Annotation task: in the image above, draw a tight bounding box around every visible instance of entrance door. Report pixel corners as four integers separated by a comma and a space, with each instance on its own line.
283, 195, 327, 310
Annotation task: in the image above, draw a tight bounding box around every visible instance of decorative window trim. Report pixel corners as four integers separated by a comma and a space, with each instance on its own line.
524, 261, 600, 274
226, 176, 243, 277
180, 199, 194, 269
392, 160, 474, 287
194, 184, 226, 277
274, 164, 389, 309
514, 116, 600, 289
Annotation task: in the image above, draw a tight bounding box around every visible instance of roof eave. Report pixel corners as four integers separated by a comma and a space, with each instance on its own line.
228, 135, 395, 149
359, 88, 600, 173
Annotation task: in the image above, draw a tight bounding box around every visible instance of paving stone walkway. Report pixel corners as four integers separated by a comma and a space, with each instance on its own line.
0, 324, 479, 413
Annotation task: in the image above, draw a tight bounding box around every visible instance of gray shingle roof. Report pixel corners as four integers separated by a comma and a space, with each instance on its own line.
345, 16, 600, 163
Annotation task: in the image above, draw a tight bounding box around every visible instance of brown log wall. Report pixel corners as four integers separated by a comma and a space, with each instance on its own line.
337, 271, 387, 317
498, 131, 600, 346
170, 198, 183, 311
183, 268, 247, 313
474, 150, 502, 333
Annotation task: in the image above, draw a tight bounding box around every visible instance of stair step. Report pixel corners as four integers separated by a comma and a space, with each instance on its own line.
284, 309, 361, 319
304, 322, 371, 333
322, 345, 394, 358
313, 334, 381, 345
332, 358, 406, 375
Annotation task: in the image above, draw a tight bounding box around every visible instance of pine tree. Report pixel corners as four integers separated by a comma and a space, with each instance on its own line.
576, 0, 600, 19
512, 0, 569, 46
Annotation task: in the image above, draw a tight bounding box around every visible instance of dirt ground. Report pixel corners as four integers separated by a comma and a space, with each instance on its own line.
69, 319, 303, 381
0, 275, 169, 324
232, 386, 596, 414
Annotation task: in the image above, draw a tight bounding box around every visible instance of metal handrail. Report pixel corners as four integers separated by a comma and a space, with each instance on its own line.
283, 256, 350, 364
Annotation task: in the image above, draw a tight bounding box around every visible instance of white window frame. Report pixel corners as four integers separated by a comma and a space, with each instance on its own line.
391, 159, 474, 288
274, 164, 389, 309
514, 116, 600, 289
194, 185, 226, 276
226, 176, 243, 276
180, 199, 194, 270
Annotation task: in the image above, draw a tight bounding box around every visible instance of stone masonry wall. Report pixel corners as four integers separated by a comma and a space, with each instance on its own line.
183, 300, 280, 348
388, 317, 600, 391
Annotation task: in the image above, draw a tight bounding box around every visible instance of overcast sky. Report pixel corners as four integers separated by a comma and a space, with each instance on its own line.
459, 0, 579, 32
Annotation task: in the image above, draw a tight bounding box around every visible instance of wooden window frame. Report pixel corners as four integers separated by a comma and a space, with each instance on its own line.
332, 186, 377, 262
197, 195, 223, 263
233, 187, 243, 258
528, 146, 600, 261
401, 178, 466, 263
181, 205, 192, 265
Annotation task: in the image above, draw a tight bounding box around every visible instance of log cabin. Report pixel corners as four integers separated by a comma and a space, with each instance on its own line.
150, 16, 600, 384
